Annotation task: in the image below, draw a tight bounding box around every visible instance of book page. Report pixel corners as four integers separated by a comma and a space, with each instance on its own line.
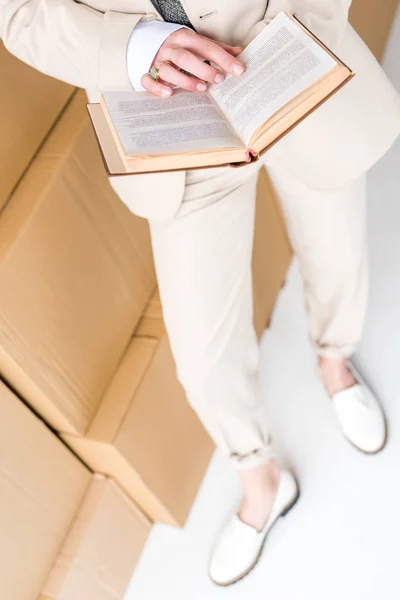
209, 12, 337, 146
101, 89, 243, 156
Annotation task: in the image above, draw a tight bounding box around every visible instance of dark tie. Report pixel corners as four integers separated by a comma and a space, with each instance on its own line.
155, 0, 193, 27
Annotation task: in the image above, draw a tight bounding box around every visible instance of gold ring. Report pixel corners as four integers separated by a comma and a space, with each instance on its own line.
149, 60, 174, 80
149, 66, 160, 80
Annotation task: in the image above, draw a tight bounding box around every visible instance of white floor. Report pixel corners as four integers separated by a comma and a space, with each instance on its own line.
126, 16, 400, 600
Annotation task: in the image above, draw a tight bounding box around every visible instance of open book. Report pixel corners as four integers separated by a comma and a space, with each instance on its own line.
87, 12, 353, 175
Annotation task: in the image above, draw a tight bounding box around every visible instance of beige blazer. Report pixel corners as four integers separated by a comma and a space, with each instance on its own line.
2, 0, 400, 220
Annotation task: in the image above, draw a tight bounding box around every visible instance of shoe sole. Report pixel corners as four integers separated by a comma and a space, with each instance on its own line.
210, 478, 301, 587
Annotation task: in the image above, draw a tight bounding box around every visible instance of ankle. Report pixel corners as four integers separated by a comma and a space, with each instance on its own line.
240, 459, 280, 497
238, 459, 280, 531
319, 357, 357, 396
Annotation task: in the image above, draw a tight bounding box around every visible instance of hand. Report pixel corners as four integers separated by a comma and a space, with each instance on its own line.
140, 28, 245, 97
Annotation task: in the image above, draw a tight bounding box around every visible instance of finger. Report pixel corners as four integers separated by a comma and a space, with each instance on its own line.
216, 42, 243, 56
164, 47, 225, 84
185, 33, 245, 76
158, 62, 207, 92
140, 73, 173, 97
226, 47, 243, 57
171, 28, 242, 57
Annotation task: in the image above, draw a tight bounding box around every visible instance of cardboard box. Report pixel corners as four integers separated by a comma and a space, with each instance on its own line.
0, 42, 74, 210
63, 305, 214, 527
40, 475, 151, 600
0, 380, 90, 600
253, 167, 292, 338
349, 0, 399, 60
0, 90, 156, 435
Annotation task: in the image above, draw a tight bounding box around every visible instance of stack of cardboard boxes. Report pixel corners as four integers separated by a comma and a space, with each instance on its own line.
1, 380, 151, 600
0, 45, 292, 600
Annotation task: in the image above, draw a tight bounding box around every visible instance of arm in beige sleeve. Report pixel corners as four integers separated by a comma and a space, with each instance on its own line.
0, 0, 153, 90
243, 0, 353, 50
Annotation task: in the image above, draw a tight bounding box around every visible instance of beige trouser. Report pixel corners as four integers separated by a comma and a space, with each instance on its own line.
149, 162, 368, 469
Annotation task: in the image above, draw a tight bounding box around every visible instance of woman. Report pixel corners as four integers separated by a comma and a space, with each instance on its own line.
2, 0, 399, 586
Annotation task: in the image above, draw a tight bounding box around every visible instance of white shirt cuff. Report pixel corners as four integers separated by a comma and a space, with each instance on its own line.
127, 20, 190, 91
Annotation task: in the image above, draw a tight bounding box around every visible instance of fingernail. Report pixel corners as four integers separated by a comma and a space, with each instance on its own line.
196, 82, 207, 92
215, 73, 225, 84
161, 87, 172, 96
233, 63, 245, 75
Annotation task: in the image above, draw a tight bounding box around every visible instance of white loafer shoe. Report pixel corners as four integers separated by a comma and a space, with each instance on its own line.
208, 470, 299, 586
332, 375, 387, 454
